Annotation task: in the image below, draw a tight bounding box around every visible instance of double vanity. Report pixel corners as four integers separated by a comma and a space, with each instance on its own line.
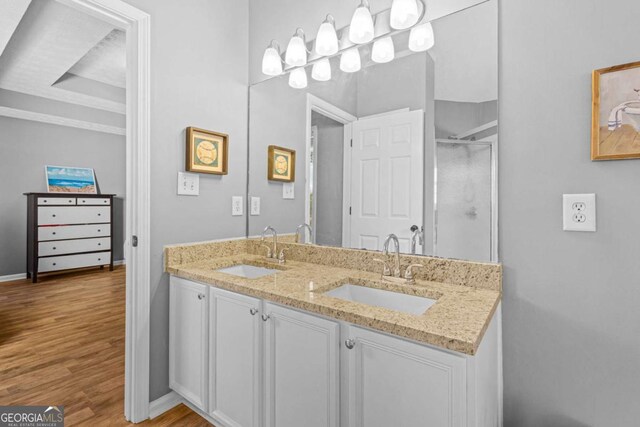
165, 236, 502, 427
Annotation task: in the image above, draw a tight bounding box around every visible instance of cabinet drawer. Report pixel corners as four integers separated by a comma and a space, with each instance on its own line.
38, 251, 110, 272
39, 224, 110, 241
38, 206, 110, 225
77, 197, 110, 206
39, 237, 111, 257
38, 197, 76, 206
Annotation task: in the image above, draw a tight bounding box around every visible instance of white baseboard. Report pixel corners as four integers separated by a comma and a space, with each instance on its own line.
114, 259, 126, 266
180, 399, 220, 426
0, 273, 27, 283
149, 391, 182, 419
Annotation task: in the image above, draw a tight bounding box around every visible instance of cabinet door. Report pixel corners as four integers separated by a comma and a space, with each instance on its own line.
264, 303, 339, 427
169, 277, 208, 411
209, 287, 261, 427
345, 326, 467, 427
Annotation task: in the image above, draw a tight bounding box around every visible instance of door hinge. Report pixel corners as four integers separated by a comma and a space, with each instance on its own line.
132, 235, 138, 247
350, 139, 353, 147
349, 207, 352, 215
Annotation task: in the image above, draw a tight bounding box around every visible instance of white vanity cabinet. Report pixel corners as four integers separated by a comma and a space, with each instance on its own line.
263, 302, 340, 427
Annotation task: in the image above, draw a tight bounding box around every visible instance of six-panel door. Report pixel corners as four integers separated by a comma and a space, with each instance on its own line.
263, 303, 340, 427
209, 287, 262, 427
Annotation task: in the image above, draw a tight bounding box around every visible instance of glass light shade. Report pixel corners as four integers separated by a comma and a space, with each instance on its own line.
312, 58, 332, 81
390, 0, 420, 30
349, 5, 375, 44
408, 22, 435, 52
371, 37, 395, 63
315, 21, 339, 56
285, 35, 307, 66
340, 47, 361, 73
289, 67, 308, 89
261, 46, 283, 76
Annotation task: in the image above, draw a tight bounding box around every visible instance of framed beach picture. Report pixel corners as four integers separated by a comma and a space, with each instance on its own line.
592, 61, 640, 160
186, 127, 229, 174
268, 145, 296, 182
45, 166, 97, 194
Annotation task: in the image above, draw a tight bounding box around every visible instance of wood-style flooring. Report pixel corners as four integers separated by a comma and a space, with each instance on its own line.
0, 267, 210, 426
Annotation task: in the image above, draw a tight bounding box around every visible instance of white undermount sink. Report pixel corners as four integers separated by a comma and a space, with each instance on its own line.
324, 284, 436, 315
216, 264, 280, 279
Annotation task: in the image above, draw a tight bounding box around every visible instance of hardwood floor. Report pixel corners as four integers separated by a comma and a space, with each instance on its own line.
0, 267, 210, 426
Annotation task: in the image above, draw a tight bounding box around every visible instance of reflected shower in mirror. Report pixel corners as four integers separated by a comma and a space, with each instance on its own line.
248, 0, 497, 262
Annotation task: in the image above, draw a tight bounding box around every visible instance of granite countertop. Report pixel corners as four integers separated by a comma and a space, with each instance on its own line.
166, 253, 501, 355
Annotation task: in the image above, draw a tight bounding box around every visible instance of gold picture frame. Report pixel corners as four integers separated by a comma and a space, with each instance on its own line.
186, 127, 229, 174
591, 61, 640, 160
267, 145, 296, 182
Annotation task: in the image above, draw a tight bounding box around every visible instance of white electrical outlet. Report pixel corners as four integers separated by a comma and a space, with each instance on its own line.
232, 196, 243, 216
177, 172, 199, 196
283, 182, 295, 199
250, 197, 261, 215
563, 194, 596, 232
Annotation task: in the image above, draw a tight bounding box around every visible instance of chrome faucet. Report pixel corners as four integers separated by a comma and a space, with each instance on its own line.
295, 223, 313, 244
261, 226, 278, 259
382, 234, 401, 277
410, 225, 424, 255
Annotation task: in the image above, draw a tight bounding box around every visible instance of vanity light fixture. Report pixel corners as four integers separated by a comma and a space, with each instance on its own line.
311, 58, 332, 81
349, 0, 375, 44
390, 0, 421, 30
340, 47, 361, 73
261, 40, 283, 76
285, 28, 308, 67
289, 67, 308, 89
371, 36, 395, 63
315, 15, 339, 56
408, 22, 435, 52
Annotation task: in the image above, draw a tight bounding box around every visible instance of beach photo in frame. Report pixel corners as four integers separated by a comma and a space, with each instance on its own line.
186, 127, 229, 174
268, 145, 296, 182
592, 61, 640, 160
45, 166, 97, 194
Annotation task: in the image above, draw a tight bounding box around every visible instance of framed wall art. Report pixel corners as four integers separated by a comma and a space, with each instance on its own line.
45, 165, 97, 194
592, 61, 640, 160
267, 145, 296, 182
186, 127, 229, 174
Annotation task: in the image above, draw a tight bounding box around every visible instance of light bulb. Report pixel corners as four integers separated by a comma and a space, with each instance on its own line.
289, 68, 308, 89
390, 0, 420, 30
408, 22, 434, 52
261, 42, 283, 76
285, 29, 307, 66
312, 58, 332, 81
371, 37, 395, 63
315, 16, 339, 56
340, 47, 361, 73
349, 1, 374, 44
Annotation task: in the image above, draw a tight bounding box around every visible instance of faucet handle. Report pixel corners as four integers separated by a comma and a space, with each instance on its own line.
373, 258, 391, 277
403, 264, 423, 280
278, 248, 288, 263
261, 244, 272, 259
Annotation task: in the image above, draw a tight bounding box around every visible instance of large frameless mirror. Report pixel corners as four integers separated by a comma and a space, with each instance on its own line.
248, 0, 498, 262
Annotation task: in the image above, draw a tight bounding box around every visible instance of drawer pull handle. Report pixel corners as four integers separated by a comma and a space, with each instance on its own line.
98, 213, 101, 216
197, 293, 205, 300
98, 243, 101, 246
53, 247, 56, 250
43, 200, 47, 203
250, 308, 258, 315
82, 200, 86, 203
98, 229, 101, 232
52, 214, 56, 217
345, 339, 356, 350
52, 232, 56, 235
261, 314, 270, 322
52, 263, 57, 266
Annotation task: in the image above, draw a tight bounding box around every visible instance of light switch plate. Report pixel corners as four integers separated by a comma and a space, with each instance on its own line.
232, 196, 243, 216
250, 197, 261, 216
177, 172, 199, 196
563, 193, 596, 232
283, 182, 295, 199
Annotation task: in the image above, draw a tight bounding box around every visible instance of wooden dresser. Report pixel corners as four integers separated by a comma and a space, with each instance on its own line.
25, 193, 115, 283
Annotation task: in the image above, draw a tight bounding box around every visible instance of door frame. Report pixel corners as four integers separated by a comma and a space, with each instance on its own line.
56, 0, 151, 422
305, 94, 356, 243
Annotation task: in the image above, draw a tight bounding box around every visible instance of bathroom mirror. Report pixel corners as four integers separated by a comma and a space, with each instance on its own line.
248, 0, 498, 262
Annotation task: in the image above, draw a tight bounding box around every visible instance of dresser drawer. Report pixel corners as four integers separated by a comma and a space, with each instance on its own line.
38, 197, 76, 206
38, 252, 111, 273
38, 206, 110, 225
77, 197, 110, 206
39, 237, 111, 257
39, 224, 110, 241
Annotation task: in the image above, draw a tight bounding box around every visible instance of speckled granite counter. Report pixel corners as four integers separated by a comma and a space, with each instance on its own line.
165, 239, 502, 355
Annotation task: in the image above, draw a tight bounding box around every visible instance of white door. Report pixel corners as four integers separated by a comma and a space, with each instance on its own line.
347, 110, 424, 253
264, 303, 340, 427
169, 277, 208, 411
209, 287, 261, 427
345, 325, 467, 427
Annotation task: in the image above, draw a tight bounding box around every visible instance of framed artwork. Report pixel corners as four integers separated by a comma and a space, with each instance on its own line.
186, 127, 229, 174
45, 166, 97, 194
268, 145, 296, 182
592, 61, 640, 160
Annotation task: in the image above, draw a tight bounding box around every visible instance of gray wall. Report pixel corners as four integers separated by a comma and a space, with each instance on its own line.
0, 117, 126, 275
501, 0, 640, 425
123, 0, 250, 401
